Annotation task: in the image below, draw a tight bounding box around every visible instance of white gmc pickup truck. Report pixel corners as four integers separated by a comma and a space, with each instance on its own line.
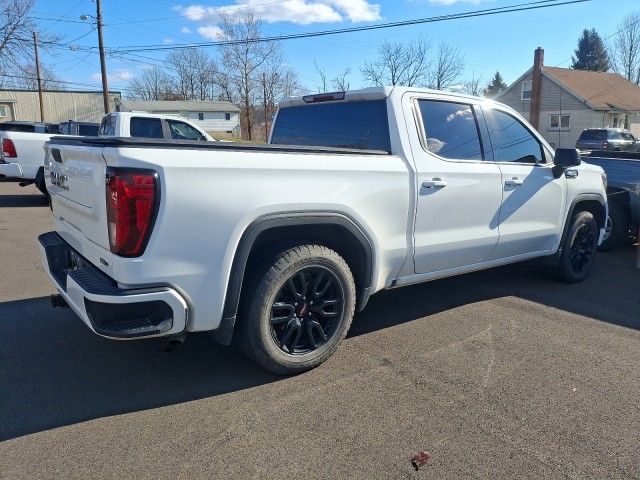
40, 87, 607, 374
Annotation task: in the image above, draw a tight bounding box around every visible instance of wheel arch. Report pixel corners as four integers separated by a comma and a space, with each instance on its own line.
215, 212, 375, 345
555, 193, 606, 261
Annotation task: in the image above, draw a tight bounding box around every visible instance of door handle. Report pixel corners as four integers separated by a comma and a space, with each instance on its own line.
504, 177, 524, 187
423, 178, 448, 188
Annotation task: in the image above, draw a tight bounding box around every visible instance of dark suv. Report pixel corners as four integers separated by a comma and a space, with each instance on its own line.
576, 128, 638, 152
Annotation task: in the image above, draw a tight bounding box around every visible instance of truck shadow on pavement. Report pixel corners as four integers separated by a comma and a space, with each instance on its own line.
0, 247, 637, 441
0, 194, 49, 208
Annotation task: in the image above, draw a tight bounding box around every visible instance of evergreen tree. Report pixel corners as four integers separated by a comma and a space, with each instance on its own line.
571, 28, 610, 71
484, 71, 507, 97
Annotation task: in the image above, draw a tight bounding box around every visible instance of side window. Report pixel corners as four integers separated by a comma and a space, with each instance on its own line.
483, 108, 543, 163
130, 117, 164, 139
98, 115, 116, 136
167, 120, 206, 141
417, 100, 483, 161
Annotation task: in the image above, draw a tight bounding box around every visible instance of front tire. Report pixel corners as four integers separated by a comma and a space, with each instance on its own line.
556, 211, 598, 283
237, 245, 356, 375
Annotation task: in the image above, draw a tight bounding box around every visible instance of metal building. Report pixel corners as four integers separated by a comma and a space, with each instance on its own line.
0, 89, 121, 123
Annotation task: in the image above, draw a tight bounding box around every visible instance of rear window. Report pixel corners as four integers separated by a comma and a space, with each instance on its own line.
130, 117, 164, 139
99, 115, 116, 136
579, 130, 607, 141
271, 100, 391, 152
0, 123, 36, 132
78, 124, 99, 136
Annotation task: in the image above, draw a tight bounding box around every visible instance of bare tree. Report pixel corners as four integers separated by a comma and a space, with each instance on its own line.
314, 60, 350, 92
463, 73, 484, 97
313, 58, 329, 93
218, 12, 280, 140
611, 12, 640, 84
128, 67, 174, 100
11, 62, 63, 90
331, 68, 350, 91
167, 48, 218, 100
428, 42, 465, 91
361, 38, 431, 87
0, 0, 61, 82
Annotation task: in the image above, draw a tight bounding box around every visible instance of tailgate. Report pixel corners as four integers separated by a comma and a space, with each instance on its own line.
45, 141, 110, 251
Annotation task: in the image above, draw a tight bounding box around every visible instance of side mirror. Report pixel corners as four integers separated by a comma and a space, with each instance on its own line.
554, 148, 582, 168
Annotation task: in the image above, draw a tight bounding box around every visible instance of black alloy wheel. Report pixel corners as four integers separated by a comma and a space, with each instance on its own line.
270, 266, 345, 355
569, 223, 596, 274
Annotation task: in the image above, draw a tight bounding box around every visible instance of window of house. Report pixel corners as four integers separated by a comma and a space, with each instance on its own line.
612, 115, 619, 128
225, 113, 231, 121
417, 100, 483, 161
483, 108, 544, 163
550, 114, 570, 129
0, 105, 8, 117
198, 112, 204, 121
624, 114, 630, 130
521, 80, 532, 100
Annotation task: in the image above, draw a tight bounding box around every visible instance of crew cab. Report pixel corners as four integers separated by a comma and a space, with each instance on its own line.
40, 87, 608, 375
99, 112, 215, 141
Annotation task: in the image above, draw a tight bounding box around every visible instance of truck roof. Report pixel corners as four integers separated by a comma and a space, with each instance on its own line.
279, 86, 490, 108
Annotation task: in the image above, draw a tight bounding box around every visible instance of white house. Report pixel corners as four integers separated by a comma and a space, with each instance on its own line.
497, 49, 640, 148
117, 100, 240, 137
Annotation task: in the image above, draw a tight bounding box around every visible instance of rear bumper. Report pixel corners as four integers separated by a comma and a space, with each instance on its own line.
38, 231, 188, 340
0, 162, 22, 178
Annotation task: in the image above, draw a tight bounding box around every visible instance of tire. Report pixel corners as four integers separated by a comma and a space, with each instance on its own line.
598, 202, 631, 251
236, 244, 356, 375
34, 167, 48, 197
556, 211, 599, 283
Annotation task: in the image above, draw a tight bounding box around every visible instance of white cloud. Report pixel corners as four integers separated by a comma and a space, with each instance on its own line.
180, 26, 192, 34
197, 25, 225, 40
163, 37, 174, 44
177, 0, 381, 26
92, 69, 134, 83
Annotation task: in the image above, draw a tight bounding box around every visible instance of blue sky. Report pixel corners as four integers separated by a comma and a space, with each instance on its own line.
35, 0, 640, 96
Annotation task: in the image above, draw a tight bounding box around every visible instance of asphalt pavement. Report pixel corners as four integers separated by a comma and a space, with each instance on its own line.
1, 181, 639, 479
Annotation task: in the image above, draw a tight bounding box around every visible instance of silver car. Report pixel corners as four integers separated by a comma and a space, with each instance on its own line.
576, 128, 639, 152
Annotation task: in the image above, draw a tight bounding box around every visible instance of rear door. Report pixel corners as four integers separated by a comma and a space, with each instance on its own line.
481, 106, 566, 259
45, 142, 110, 250
410, 97, 503, 273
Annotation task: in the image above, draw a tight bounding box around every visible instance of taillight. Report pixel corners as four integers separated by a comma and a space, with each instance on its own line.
602, 141, 609, 150
106, 168, 158, 257
2, 138, 16, 158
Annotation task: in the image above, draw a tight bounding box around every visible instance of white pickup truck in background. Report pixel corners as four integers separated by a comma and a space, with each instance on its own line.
1, 113, 214, 195
40, 87, 607, 375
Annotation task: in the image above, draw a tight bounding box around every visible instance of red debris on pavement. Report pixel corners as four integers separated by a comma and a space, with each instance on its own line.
411, 451, 431, 471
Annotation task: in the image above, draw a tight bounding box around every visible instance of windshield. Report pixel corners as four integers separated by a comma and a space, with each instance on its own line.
271, 100, 391, 152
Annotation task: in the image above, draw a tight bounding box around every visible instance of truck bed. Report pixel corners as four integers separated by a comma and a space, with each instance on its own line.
48, 136, 391, 156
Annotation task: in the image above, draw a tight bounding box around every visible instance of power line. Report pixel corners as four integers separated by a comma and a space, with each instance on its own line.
78, 0, 591, 53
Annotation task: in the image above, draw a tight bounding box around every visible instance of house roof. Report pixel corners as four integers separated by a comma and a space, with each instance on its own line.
543, 67, 640, 111
120, 100, 240, 113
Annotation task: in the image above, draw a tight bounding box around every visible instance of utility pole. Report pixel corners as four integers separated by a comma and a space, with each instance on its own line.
262, 72, 268, 142
32, 31, 44, 122
96, 0, 110, 113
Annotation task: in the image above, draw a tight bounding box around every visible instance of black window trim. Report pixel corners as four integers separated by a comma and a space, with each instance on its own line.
482, 105, 550, 165
412, 97, 487, 164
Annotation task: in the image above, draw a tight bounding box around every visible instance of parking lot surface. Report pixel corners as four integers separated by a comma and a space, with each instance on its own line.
1, 182, 639, 479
